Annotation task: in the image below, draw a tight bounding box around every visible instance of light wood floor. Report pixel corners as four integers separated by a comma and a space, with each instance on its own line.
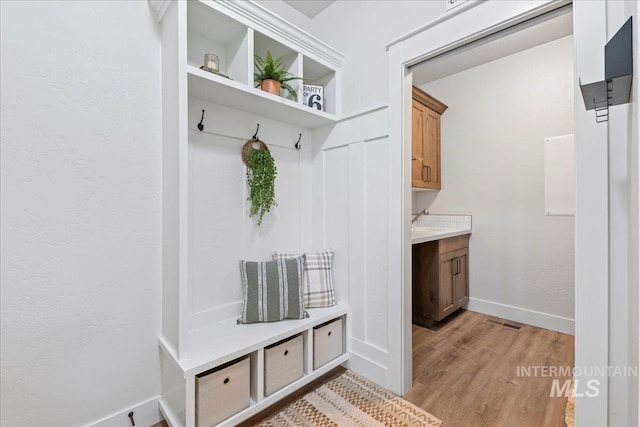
405, 309, 574, 427
154, 310, 574, 427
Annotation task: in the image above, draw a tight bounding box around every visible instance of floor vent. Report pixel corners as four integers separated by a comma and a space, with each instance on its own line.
502, 323, 521, 330
485, 318, 522, 330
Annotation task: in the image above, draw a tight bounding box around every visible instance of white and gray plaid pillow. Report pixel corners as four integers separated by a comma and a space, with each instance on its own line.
273, 250, 336, 308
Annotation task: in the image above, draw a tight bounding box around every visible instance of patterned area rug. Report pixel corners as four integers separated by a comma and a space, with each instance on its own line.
257, 371, 442, 427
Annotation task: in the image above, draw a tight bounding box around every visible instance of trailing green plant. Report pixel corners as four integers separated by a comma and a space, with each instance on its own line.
246, 147, 278, 225
254, 50, 301, 100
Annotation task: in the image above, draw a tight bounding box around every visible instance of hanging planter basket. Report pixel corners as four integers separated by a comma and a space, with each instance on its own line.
242, 138, 277, 226
241, 139, 269, 166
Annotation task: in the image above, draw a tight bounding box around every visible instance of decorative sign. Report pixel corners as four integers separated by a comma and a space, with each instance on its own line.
303, 84, 324, 111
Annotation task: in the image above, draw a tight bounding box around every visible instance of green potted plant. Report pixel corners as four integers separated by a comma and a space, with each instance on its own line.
242, 139, 278, 226
254, 50, 300, 100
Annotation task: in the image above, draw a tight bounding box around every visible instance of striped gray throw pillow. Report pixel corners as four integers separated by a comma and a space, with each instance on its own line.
238, 256, 308, 324
273, 250, 336, 308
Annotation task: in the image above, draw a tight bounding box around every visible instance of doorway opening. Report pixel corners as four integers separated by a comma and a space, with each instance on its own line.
404, 5, 576, 425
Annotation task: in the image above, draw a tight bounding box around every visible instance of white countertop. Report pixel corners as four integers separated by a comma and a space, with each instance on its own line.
412, 226, 472, 244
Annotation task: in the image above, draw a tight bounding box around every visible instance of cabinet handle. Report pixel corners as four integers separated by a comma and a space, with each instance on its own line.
453, 257, 460, 275
424, 165, 432, 182
328, 331, 332, 336
223, 377, 230, 385
284, 349, 289, 356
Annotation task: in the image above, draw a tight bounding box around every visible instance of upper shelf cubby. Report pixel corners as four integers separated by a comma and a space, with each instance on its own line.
180, 0, 344, 129
254, 31, 301, 103
187, 1, 250, 84
303, 55, 336, 115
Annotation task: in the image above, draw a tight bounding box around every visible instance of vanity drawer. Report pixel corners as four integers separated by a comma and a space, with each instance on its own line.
195, 356, 250, 427
264, 334, 304, 396
439, 234, 469, 255
313, 317, 343, 369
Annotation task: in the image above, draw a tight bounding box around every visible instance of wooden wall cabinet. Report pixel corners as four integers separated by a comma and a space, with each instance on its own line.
412, 234, 469, 328
412, 87, 447, 190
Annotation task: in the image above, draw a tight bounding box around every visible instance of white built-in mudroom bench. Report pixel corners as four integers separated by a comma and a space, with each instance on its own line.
153, 1, 347, 426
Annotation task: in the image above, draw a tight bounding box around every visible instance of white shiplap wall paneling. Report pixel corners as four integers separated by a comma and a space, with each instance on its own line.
187, 99, 314, 332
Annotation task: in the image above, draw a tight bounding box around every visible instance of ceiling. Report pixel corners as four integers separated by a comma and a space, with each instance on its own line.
412, 7, 573, 86
282, 0, 335, 18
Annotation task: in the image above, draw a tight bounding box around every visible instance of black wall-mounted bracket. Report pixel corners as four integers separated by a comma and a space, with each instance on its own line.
579, 17, 633, 123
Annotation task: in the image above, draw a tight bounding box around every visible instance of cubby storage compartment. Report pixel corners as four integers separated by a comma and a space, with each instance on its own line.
264, 333, 304, 396
313, 317, 343, 369
254, 31, 302, 102
186, 1, 250, 84
302, 56, 336, 115
195, 356, 250, 427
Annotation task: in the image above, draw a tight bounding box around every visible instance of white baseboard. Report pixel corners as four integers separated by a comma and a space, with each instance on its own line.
467, 297, 575, 335
89, 395, 162, 427
346, 346, 388, 389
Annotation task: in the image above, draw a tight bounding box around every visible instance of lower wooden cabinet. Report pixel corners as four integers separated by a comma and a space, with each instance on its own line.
413, 234, 470, 327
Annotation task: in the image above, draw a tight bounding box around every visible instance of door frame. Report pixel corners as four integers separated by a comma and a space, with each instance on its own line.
386, 1, 609, 425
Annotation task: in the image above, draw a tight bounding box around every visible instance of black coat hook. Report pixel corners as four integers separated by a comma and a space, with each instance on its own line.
252, 123, 260, 140
197, 110, 205, 131
295, 133, 302, 150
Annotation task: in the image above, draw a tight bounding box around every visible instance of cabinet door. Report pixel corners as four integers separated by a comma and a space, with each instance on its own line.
453, 249, 469, 308
423, 110, 441, 190
437, 251, 457, 320
412, 101, 428, 188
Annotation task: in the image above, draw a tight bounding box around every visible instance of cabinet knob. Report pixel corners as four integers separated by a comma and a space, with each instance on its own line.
328, 331, 332, 336
284, 350, 289, 356
223, 377, 230, 384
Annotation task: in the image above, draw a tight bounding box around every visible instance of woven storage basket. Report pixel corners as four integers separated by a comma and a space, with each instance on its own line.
242, 139, 269, 166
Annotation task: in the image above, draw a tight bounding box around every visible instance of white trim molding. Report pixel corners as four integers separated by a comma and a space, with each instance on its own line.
209, 0, 344, 69
386, 0, 583, 398
89, 395, 162, 427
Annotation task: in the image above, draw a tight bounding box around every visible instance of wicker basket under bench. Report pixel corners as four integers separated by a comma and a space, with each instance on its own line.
159, 304, 348, 427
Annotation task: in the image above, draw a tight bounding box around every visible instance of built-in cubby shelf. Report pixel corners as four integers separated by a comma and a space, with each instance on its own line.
159, 306, 348, 427
161, 304, 348, 377
187, 66, 337, 129
184, 0, 342, 128
155, 1, 345, 426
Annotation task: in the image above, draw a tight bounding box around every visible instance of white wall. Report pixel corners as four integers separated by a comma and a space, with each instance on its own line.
415, 35, 575, 333
185, 100, 314, 335
312, 107, 392, 386
304, 1, 446, 117
0, 2, 162, 426
606, 2, 639, 426
300, 0, 448, 390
